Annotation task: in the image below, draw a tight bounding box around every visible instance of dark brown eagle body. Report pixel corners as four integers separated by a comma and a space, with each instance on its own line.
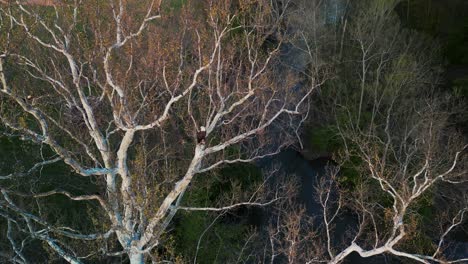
197, 126, 206, 144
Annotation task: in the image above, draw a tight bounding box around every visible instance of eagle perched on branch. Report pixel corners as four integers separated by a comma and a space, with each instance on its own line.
197, 126, 206, 144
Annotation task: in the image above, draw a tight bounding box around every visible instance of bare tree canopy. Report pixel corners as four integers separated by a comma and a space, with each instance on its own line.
0, 0, 320, 262
266, 1, 468, 263
0, 0, 467, 263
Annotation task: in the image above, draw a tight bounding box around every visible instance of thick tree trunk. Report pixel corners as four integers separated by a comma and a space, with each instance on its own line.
129, 252, 144, 264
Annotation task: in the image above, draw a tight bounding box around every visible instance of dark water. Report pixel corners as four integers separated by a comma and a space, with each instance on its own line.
263, 148, 468, 263
264, 149, 331, 215
259, 149, 386, 263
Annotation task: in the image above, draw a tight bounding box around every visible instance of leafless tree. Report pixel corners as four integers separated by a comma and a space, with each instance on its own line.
264, 92, 467, 264
316, 4, 468, 263
317, 98, 467, 264
0, 0, 322, 263
266, 1, 467, 263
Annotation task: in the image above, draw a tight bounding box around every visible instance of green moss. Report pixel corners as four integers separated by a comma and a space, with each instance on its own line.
306, 125, 342, 154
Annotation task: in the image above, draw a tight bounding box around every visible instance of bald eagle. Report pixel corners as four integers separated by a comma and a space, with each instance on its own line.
197, 126, 206, 144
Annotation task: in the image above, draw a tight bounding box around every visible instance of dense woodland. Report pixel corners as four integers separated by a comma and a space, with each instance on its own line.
0, 0, 467, 263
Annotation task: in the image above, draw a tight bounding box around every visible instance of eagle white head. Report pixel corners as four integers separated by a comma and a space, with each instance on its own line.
200, 126, 206, 132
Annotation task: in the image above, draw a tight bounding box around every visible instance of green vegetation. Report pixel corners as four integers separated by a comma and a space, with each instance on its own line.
172, 164, 263, 262
0, 0, 466, 263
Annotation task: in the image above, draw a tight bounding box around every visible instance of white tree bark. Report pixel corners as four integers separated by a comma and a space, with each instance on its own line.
0, 0, 318, 262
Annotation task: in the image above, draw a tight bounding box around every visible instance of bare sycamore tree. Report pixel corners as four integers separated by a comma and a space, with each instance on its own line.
266, 1, 468, 263
266, 79, 468, 264
315, 2, 468, 262
0, 0, 321, 262
317, 98, 468, 264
